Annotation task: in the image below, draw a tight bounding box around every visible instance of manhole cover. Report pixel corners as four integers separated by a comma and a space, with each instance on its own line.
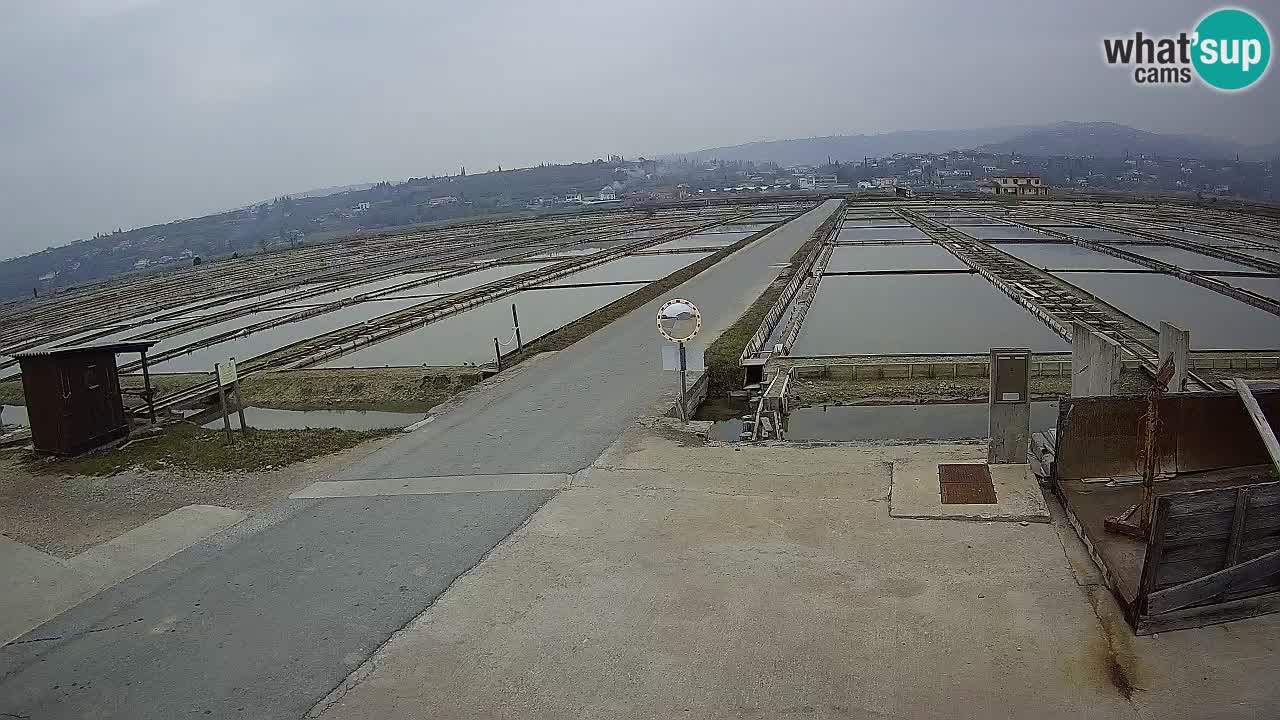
938, 463, 997, 504
939, 464, 992, 485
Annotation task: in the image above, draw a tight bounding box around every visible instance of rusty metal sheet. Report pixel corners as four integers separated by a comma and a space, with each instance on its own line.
939, 464, 997, 504
1174, 393, 1276, 474
941, 482, 998, 504
1055, 396, 1147, 480
939, 464, 992, 485
1057, 391, 1280, 481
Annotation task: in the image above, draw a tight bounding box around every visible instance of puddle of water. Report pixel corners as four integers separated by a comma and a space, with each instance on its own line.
696, 396, 752, 442
936, 217, 1004, 226
152, 302, 427, 372
176, 283, 329, 318
373, 262, 550, 301
650, 233, 748, 250
320, 282, 642, 367
1, 404, 28, 427
199, 406, 421, 431
842, 219, 910, 227
544, 252, 711, 286
1112, 244, 1259, 273
1149, 229, 1247, 247
825, 244, 968, 273
784, 401, 1060, 442
1235, 248, 1280, 264
149, 264, 561, 371
957, 225, 1057, 241
1224, 276, 1280, 302
1233, 233, 1280, 249
523, 248, 603, 260
1056, 271, 1280, 349
992, 243, 1144, 271
838, 227, 928, 241
791, 274, 1069, 356
144, 308, 299, 364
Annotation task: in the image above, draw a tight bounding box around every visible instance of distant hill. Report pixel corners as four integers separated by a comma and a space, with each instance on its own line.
669, 122, 1279, 165
977, 122, 1258, 161
0, 162, 628, 301
252, 182, 379, 205
663, 127, 1032, 166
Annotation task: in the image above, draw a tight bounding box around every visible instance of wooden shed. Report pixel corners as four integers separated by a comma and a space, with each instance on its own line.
14, 340, 158, 456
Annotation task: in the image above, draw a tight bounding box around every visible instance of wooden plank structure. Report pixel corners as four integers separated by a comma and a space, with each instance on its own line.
1053, 388, 1280, 633
13, 340, 158, 456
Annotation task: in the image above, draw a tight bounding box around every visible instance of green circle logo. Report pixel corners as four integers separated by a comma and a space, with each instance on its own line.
1193, 8, 1271, 90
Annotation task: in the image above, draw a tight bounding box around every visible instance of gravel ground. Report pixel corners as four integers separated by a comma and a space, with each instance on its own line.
0, 430, 398, 558
1, 367, 484, 412
787, 368, 1153, 406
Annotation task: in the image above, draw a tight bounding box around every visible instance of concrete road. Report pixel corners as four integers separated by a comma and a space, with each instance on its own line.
336, 199, 843, 479
313, 426, 1280, 720
0, 199, 843, 720
0, 492, 555, 719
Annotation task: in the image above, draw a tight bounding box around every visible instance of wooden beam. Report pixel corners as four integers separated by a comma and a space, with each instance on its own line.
1137, 500, 1171, 613
1233, 378, 1280, 477
1147, 547, 1280, 615
1225, 488, 1251, 568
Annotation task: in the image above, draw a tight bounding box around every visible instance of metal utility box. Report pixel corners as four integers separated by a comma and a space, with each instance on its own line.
14, 340, 157, 456
991, 349, 1030, 403
988, 347, 1031, 464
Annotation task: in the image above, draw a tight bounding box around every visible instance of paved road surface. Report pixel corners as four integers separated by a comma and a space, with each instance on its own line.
0, 200, 841, 720
337, 198, 842, 479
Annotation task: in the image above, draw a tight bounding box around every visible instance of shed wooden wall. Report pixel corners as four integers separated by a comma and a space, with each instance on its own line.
19, 350, 127, 456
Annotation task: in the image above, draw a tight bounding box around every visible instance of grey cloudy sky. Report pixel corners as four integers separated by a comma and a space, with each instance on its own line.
1, 0, 1276, 259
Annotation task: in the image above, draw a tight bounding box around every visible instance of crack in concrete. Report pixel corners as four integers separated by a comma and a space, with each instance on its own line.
4, 617, 145, 647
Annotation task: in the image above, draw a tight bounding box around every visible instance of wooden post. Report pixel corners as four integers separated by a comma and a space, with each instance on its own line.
512, 304, 523, 353
139, 349, 157, 423
215, 362, 233, 444
1232, 378, 1280, 477
230, 357, 248, 436
677, 342, 688, 423
494, 338, 502, 371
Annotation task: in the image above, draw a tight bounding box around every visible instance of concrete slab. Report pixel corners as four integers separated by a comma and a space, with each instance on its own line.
0, 537, 90, 646
0, 492, 554, 720
68, 504, 247, 582
311, 431, 1145, 720
890, 457, 1050, 522
310, 426, 1280, 720
2, 504, 246, 645
291, 473, 571, 498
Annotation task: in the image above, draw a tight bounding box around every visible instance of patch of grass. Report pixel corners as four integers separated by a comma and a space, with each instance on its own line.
0, 379, 24, 405
21, 422, 394, 476
704, 281, 788, 394
235, 368, 483, 412
704, 210, 841, 395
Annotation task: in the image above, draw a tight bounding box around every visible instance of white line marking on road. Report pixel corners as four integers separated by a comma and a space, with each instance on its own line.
290, 473, 570, 498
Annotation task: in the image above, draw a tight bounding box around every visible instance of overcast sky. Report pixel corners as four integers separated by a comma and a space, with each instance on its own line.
1, 0, 1276, 259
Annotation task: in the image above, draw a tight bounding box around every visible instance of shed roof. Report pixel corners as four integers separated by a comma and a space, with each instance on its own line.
13, 339, 159, 360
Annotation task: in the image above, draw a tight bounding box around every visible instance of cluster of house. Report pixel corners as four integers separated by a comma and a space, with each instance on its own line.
797, 170, 1048, 197
979, 172, 1049, 197
526, 186, 621, 209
